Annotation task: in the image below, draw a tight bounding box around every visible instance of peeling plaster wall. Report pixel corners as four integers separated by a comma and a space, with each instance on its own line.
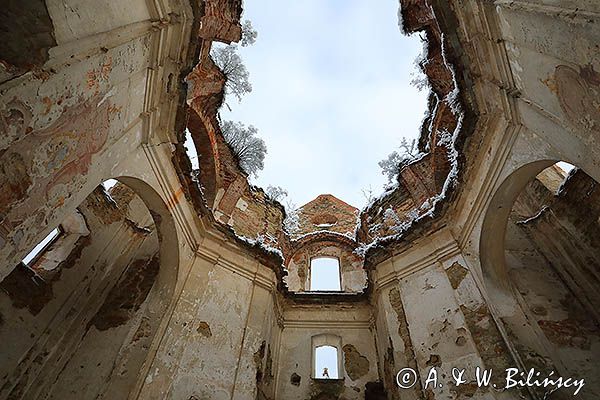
373, 284, 420, 400
1, 0, 599, 398
285, 239, 366, 293
389, 0, 600, 397
379, 264, 494, 399
496, 2, 600, 149
0, 1, 196, 395
136, 239, 281, 400
0, 185, 161, 400
0, 0, 183, 280
500, 170, 600, 398
510, 170, 600, 316
370, 228, 517, 399
0, 28, 153, 274
449, 0, 600, 267
275, 303, 379, 400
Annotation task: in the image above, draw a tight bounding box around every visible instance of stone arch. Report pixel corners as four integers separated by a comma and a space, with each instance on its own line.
0, 175, 179, 400
479, 159, 555, 296
116, 175, 179, 299
285, 233, 366, 293
46, 175, 179, 400
94, 175, 180, 399
479, 159, 600, 399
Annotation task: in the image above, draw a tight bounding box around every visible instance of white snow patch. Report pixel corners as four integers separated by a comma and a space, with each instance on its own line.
516, 206, 550, 225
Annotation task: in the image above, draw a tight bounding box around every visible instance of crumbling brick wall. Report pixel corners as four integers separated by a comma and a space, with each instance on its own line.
295, 195, 358, 238
285, 233, 366, 293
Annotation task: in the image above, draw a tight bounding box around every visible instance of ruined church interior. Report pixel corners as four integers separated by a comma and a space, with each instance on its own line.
0, 0, 599, 399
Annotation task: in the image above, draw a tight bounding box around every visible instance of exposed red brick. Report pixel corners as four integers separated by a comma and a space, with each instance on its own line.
295, 195, 358, 238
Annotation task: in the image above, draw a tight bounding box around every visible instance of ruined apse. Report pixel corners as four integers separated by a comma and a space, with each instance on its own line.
0, 0, 599, 400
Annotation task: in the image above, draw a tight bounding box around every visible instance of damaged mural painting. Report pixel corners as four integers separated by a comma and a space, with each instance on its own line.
0, 0, 599, 399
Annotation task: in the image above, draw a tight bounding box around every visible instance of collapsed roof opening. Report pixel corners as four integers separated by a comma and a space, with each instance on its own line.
309, 257, 341, 292
179, 0, 467, 290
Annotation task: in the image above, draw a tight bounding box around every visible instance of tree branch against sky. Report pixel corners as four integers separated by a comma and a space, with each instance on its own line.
221, 121, 266, 178
211, 20, 257, 103
211, 20, 269, 180
379, 138, 419, 183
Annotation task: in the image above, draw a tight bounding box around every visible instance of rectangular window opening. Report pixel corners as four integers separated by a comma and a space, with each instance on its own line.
21, 227, 61, 267
314, 345, 339, 379
309, 257, 341, 291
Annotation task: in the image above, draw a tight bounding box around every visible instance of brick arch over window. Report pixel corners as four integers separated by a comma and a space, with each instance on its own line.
285, 232, 366, 293
186, 110, 219, 208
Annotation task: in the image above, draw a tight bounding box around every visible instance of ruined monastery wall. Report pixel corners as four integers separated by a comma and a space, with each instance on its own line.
0, 0, 598, 399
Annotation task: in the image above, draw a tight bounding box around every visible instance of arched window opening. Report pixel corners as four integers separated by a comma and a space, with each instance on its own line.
314, 345, 339, 379
309, 257, 341, 291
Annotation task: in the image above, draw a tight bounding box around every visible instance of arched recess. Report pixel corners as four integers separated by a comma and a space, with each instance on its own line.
116, 175, 179, 300
284, 233, 366, 293
480, 160, 555, 296
479, 160, 600, 399
0, 176, 179, 400
187, 110, 219, 208
81, 175, 180, 399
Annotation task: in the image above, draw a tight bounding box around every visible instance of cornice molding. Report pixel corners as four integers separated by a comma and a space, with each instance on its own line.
142, 1, 194, 146
196, 234, 279, 291
282, 319, 372, 330
372, 229, 461, 291
455, 118, 523, 249
494, 0, 600, 20
435, 0, 526, 250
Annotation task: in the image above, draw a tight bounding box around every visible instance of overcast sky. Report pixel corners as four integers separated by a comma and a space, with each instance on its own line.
218, 0, 428, 209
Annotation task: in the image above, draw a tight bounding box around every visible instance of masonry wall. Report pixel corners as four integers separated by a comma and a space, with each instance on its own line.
275, 303, 379, 400
501, 169, 600, 399
371, 229, 515, 400
136, 239, 281, 400
0, 185, 161, 400
294, 195, 358, 238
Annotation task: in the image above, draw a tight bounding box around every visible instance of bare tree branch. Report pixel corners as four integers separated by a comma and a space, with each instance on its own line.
221, 120, 267, 177
378, 137, 418, 183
